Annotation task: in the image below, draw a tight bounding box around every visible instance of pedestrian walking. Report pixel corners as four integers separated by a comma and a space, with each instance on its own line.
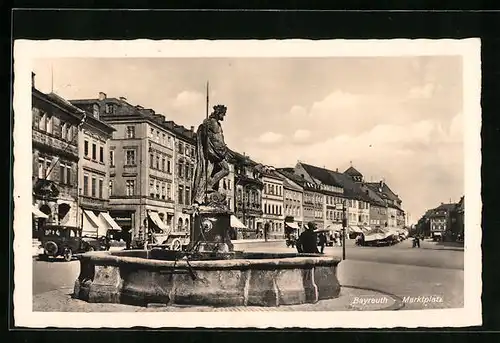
318, 232, 327, 254
264, 222, 270, 242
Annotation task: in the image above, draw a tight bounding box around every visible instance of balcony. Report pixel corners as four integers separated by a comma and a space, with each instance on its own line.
32, 129, 78, 160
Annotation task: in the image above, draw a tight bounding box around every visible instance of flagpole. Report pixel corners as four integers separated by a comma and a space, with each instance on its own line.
204, 81, 209, 203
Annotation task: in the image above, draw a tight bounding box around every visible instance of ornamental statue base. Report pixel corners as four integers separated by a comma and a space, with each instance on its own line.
188, 204, 234, 253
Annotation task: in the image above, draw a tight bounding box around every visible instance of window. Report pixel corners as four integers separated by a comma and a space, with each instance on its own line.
167, 183, 172, 200
125, 150, 136, 165
92, 143, 97, 160
161, 183, 166, 200
59, 164, 65, 183
66, 125, 72, 141
126, 180, 135, 196
93, 104, 99, 118
178, 142, 184, 154
161, 157, 165, 171
99, 179, 104, 198
150, 180, 155, 198
83, 175, 89, 196
150, 128, 154, 138
178, 162, 184, 178
185, 187, 190, 205
61, 123, 67, 140
45, 159, 52, 180
167, 160, 171, 173
38, 157, 45, 178
84, 140, 89, 157
109, 180, 113, 196
99, 146, 104, 163
178, 185, 184, 204
39, 112, 46, 131
91, 177, 97, 197
46, 116, 53, 134
109, 150, 115, 167
185, 164, 190, 179
167, 135, 172, 147
156, 155, 160, 170
150, 153, 154, 168
105, 104, 115, 114
126, 126, 135, 138
156, 182, 160, 199
156, 130, 160, 142
162, 133, 166, 145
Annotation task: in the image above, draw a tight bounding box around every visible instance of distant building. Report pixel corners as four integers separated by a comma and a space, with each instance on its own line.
428, 202, 457, 240
366, 180, 405, 229
280, 173, 304, 233
231, 151, 263, 238
261, 167, 286, 239
32, 80, 82, 237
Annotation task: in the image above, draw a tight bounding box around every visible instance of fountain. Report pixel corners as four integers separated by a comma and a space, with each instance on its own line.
73, 103, 342, 307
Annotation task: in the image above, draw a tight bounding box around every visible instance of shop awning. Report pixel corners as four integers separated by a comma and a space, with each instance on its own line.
348, 226, 363, 233
82, 210, 108, 237
285, 222, 300, 230
230, 215, 247, 229
360, 226, 371, 232
99, 212, 122, 231
32, 206, 48, 218
148, 211, 169, 233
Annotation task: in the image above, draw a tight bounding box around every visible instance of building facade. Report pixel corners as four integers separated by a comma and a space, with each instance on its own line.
76, 98, 116, 237
169, 123, 196, 233
71, 94, 179, 245
261, 168, 285, 239
282, 177, 304, 232
32, 85, 82, 236
231, 151, 263, 238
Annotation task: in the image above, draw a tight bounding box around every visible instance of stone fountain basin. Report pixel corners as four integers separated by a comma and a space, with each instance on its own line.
73, 250, 342, 307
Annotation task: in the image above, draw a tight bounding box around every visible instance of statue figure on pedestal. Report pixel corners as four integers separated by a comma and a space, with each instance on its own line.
192, 104, 232, 208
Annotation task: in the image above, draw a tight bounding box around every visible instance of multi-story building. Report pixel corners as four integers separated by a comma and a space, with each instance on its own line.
231, 151, 263, 238
293, 162, 326, 230
74, 96, 117, 237
366, 180, 405, 229
165, 121, 196, 232
342, 166, 371, 229
71, 93, 178, 244
360, 184, 388, 229
281, 175, 304, 232
32, 79, 81, 237
261, 167, 285, 239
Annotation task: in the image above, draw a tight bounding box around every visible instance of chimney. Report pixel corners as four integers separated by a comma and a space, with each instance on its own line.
136, 105, 144, 110
336, 168, 338, 172
31, 72, 36, 88
119, 96, 127, 101
98, 92, 107, 101
190, 126, 195, 132
380, 180, 384, 188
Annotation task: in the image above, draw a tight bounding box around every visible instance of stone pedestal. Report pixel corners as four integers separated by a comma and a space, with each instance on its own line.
190, 207, 234, 252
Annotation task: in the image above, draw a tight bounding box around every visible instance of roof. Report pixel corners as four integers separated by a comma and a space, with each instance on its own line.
344, 166, 363, 177
299, 163, 344, 188
366, 182, 400, 203
277, 169, 308, 187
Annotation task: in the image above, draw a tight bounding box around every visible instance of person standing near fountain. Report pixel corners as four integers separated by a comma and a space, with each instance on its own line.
296, 222, 320, 254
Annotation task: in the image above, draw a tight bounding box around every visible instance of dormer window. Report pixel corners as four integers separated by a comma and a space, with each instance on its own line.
105, 103, 115, 114
92, 104, 99, 118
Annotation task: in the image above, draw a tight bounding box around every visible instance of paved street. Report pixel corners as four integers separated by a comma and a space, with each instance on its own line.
33, 238, 464, 311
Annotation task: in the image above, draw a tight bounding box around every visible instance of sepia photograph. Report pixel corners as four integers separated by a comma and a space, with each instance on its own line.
13, 39, 481, 328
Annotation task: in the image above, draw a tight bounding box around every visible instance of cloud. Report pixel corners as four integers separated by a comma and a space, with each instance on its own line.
172, 91, 204, 108
408, 83, 435, 99
257, 131, 283, 144
293, 129, 311, 142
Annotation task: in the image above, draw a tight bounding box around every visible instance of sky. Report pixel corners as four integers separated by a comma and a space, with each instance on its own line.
33, 57, 464, 224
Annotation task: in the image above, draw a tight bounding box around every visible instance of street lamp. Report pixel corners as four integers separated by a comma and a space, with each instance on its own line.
337, 200, 347, 260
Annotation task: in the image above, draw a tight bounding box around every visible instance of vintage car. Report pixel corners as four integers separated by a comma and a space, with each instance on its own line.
38, 225, 105, 261
147, 231, 190, 251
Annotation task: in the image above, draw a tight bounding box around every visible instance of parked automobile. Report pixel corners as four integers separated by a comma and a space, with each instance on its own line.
38, 225, 105, 261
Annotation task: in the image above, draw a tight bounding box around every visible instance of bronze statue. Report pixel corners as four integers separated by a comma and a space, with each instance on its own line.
192, 104, 232, 206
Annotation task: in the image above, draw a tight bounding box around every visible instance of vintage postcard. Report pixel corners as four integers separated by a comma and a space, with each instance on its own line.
13, 39, 482, 328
